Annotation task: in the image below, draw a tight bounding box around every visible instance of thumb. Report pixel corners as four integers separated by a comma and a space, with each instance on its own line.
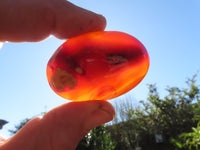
1, 101, 115, 150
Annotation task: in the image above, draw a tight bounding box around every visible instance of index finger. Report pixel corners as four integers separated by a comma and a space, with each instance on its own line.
0, 0, 106, 42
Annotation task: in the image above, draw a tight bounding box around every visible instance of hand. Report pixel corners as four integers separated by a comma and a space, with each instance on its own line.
0, 0, 115, 150
0, 0, 106, 42
1, 101, 115, 150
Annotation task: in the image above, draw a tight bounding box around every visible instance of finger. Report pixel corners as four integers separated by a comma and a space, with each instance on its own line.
52, 0, 107, 40
0, 101, 115, 150
0, 0, 106, 42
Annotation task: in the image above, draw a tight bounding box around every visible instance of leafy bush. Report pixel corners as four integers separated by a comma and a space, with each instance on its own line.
171, 121, 200, 150
76, 125, 116, 150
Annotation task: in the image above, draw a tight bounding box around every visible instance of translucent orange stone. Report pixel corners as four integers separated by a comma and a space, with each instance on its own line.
47, 31, 149, 101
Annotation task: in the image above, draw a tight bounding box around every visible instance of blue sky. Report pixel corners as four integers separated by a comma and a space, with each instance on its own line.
0, 0, 200, 138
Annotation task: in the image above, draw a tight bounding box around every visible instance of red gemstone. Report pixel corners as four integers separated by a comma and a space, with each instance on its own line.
47, 31, 149, 101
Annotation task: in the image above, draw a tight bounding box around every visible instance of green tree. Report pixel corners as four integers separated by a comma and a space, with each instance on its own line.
76, 125, 116, 150
109, 98, 138, 150
171, 122, 200, 150
145, 74, 200, 139
109, 74, 200, 150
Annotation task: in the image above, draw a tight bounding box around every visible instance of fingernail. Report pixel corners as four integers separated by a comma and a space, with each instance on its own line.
83, 101, 115, 130
99, 101, 115, 119
98, 14, 107, 30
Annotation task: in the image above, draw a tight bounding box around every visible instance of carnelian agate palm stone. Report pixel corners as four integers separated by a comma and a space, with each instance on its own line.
47, 31, 149, 101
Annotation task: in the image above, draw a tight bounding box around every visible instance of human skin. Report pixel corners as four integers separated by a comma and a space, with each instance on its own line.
0, 101, 115, 150
0, 0, 106, 42
0, 0, 115, 150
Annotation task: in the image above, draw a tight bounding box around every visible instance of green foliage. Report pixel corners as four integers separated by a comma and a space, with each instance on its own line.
89, 125, 116, 150
171, 122, 200, 150
109, 73, 200, 150
76, 125, 116, 150
141, 74, 200, 139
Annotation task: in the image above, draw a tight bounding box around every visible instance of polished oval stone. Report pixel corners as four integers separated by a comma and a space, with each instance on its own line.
47, 31, 149, 101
